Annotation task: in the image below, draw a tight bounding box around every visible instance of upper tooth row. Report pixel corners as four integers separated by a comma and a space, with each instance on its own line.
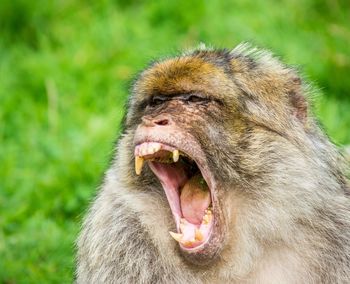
135, 142, 162, 157
134, 143, 180, 175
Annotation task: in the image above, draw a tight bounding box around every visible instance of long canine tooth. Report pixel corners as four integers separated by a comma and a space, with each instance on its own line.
173, 149, 179, 162
135, 156, 144, 175
195, 228, 204, 241
169, 231, 183, 242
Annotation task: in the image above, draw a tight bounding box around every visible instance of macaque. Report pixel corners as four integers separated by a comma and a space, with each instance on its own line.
77, 44, 350, 283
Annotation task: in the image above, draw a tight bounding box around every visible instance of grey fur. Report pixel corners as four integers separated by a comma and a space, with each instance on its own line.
77, 45, 350, 283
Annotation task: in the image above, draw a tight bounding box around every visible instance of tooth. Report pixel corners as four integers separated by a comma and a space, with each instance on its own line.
203, 216, 209, 224
143, 145, 148, 155
169, 231, 183, 242
155, 144, 161, 152
205, 208, 212, 215
135, 156, 144, 175
180, 223, 186, 233
152, 143, 160, 152
173, 150, 179, 162
142, 144, 148, 156
151, 144, 157, 154
195, 228, 204, 241
203, 214, 211, 225
183, 240, 194, 247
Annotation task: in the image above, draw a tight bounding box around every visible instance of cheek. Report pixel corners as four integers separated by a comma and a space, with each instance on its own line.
205, 119, 233, 150
206, 122, 224, 140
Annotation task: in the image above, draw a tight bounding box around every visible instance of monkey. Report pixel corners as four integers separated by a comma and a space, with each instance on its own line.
76, 43, 350, 283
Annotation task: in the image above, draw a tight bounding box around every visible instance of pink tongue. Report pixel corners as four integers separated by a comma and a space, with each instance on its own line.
180, 174, 211, 225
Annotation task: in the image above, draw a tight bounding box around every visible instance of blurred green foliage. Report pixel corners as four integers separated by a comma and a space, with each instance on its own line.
0, 0, 349, 282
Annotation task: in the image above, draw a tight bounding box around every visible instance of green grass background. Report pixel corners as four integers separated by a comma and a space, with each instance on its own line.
0, 0, 349, 283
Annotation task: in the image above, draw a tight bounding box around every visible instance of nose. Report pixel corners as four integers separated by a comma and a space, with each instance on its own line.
141, 116, 172, 127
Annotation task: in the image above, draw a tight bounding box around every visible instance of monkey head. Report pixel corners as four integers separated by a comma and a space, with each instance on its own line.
122, 45, 310, 266
77, 44, 350, 282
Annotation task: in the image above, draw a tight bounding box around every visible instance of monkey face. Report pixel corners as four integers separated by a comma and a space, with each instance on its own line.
126, 56, 237, 264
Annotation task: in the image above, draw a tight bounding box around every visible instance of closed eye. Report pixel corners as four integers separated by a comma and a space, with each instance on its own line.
147, 93, 210, 108
149, 95, 169, 107
185, 94, 207, 103
182, 94, 211, 105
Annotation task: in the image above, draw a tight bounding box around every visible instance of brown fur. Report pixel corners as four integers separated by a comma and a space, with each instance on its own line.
77, 44, 350, 283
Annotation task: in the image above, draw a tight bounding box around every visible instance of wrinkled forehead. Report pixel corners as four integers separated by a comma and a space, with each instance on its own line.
132, 56, 234, 100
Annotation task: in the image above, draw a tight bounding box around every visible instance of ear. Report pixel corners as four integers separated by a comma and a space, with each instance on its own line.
288, 77, 308, 124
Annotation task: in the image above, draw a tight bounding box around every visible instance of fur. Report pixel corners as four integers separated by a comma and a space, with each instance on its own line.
77, 44, 350, 283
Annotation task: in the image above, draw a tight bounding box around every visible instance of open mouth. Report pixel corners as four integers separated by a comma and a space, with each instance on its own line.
134, 142, 214, 251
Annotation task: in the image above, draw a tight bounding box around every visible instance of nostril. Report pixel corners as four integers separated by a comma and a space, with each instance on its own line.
154, 119, 169, 126
141, 117, 171, 127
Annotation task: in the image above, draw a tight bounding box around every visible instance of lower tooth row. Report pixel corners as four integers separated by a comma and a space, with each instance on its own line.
169, 231, 202, 246
170, 211, 212, 245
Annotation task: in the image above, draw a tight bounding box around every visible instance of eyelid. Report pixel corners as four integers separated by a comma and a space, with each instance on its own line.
182, 94, 197, 99
148, 95, 169, 107
147, 93, 210, 108
181, 93, 209, 102
153, 95, 169, 102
